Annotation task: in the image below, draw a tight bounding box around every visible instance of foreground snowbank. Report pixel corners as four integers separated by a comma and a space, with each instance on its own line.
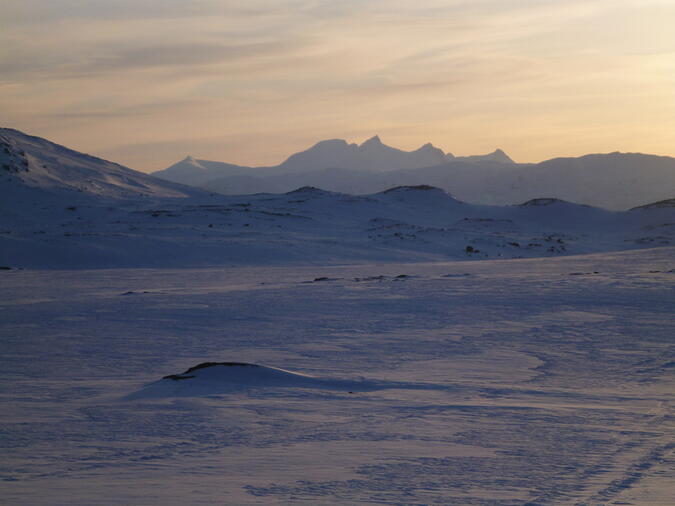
125, 362, 375, 399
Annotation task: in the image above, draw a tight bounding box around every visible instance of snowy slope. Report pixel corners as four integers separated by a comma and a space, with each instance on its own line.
0, 128, 205, 201
2, 178, 674, 269
0, 128, 228, 266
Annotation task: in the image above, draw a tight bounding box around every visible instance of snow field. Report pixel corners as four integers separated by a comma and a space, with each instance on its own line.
1, 248, 673, 504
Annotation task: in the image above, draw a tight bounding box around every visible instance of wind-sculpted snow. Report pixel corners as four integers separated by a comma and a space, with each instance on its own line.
2, 249, 674, 504
125, 361, 461, 399
125, 362, 375, 398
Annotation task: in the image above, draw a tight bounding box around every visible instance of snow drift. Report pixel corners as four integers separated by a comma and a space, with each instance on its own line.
125, 362, 374, 399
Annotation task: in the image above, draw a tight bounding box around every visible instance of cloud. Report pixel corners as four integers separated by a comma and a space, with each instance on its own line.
2, 0, 675, 170
41, 99, 205, 120
74, 40, 309, 79
3, 0, 222, 23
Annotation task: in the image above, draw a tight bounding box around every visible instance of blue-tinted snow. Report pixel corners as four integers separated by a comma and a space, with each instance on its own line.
1, 248, 673, 504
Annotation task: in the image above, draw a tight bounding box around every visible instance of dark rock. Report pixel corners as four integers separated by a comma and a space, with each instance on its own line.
183, 362, 258, 374
163, 374, 196, 381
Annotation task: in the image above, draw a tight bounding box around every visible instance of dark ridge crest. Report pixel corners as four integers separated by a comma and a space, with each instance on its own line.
518, 197, 566, 207
163, 362, 259, 380
183, 362, 259, 374
286, 186, 324, 194
382, 185, 439, 193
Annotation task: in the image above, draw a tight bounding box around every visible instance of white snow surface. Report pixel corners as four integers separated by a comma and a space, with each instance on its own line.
0, 128, 203, 200
1, 248, 674, 504
126, 362, 376, 399
2, 176, 674, 268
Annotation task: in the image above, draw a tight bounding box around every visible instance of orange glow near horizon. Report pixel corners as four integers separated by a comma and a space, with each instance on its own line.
2, 0, 674, 172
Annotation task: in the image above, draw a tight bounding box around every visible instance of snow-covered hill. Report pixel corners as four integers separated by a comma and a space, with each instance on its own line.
151, 156, 252, 186
0, 128, 219, 253
0, 128, 204, 201
2, 129, 674, 268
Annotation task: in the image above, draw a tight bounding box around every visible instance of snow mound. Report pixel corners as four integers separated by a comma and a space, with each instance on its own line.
375, 185, 462, 206
285, 186, 336, 196
125, 362, 373, 399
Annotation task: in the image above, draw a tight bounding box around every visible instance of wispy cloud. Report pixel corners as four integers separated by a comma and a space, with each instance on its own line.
2, 0, 675, 170
0, 39, 314, 81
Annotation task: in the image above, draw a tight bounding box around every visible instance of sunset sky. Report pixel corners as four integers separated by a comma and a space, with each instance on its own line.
2, 0, 674, 172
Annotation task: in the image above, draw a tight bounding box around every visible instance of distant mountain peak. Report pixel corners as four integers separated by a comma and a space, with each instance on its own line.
415, 142, 434, 151
413, 142, 446, 158
360, 135, 382, 147
456, 148, 515, 164
491, 148, 514, 163
173, 155, 209, 172
312, 138, 351, 148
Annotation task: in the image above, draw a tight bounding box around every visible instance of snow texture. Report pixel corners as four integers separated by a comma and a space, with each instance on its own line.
1, 249, 674, 504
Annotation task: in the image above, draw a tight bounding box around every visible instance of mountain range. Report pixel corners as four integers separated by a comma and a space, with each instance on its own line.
1, 127, 674, 269
152, 135, 512, 186
152, 136, 675, 211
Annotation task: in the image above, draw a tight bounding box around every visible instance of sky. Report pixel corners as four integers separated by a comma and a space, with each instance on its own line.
2, 0, 675, 172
